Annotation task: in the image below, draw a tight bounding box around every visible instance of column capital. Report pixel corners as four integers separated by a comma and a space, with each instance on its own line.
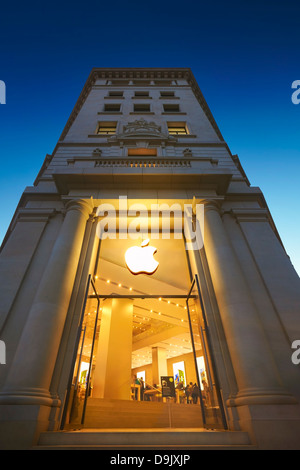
63, 197, 94, 219
229, 208, 270, 223
193, 198, 222, 215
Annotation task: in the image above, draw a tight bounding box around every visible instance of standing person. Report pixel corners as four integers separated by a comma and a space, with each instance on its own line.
132, 374, 140, 400
185, 382, 193, 404
176, 380, 185, 403
191, 383, 200, 404
138, 377, 145, 401
135, 375, 142, 400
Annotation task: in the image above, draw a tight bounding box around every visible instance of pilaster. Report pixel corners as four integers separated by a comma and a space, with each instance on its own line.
202, 200, 296, 407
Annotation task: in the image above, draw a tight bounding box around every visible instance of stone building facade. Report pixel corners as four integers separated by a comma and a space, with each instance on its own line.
0, 68, 300, 450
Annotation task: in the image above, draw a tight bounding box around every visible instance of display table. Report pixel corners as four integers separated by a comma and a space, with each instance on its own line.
143, 389, 162, 401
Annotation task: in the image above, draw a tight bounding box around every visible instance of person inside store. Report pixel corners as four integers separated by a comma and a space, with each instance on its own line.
185, 382, 193, 404
176, 380, 185, 403
138, 377, 145, 401
191, 382, 200, 404
132, 374, 141, 400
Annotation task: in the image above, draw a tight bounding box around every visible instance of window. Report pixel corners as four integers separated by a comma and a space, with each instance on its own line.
160, 91, 175, 97
167, 122, 189, 135
128, 148, 157, 156
104, 103, 121, 113
133, 103, 151, 113
134, 91, 149, 97
97, 122, 117, 135
163, 104, 180, 113
108, 91, 123, 97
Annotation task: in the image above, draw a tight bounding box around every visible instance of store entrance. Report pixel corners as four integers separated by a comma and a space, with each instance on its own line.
60, 237, 227, 430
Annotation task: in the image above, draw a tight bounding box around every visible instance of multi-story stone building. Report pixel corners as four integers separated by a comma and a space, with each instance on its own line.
0, 68, 300, 450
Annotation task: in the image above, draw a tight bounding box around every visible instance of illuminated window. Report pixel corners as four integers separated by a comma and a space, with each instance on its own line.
167, 122, 188, 135
128, 148, 157, 156
97, 122, 117, 135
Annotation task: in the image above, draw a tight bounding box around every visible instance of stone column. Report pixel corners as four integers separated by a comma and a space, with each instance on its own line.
203, 201, 295, 406
92, 298, 133, 400
0, 199, 93, 406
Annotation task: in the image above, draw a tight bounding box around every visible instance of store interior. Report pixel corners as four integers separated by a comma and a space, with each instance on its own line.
64, 236, 222, 428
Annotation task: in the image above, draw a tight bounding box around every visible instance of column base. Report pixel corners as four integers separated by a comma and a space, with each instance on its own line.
0, 403, 54, 449
236, 403, 300, 449
227, 387, 298, 407
0, 388, 61, 407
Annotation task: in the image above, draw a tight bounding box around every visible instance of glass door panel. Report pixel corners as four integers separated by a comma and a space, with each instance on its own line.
186, 275, 227, 429
61, 275, 101, 429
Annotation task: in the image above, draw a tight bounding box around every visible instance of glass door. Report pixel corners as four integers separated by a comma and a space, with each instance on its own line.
186, 274, 227, 429
61, 273, 227, 430
60, 275, 101, 429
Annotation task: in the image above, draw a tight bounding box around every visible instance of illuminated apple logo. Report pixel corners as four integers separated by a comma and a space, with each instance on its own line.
125, 239, 159, 275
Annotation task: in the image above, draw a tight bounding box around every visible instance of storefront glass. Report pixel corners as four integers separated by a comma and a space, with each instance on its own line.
61, 237, 227, 430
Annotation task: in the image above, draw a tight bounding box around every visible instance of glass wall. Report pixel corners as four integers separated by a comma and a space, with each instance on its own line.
61, 238, 226, 430
61, 276, 101, 428
186, 275, 227, 429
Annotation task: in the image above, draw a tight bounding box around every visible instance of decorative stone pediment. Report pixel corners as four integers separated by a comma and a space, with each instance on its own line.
123, 119, 164, 137
108, 118, 176, 143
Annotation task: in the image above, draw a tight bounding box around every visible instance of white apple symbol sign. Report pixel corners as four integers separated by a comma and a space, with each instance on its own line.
125, 239, 159, 275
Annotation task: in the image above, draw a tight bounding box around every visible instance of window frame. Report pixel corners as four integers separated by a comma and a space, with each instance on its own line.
160, 91, 175, 97
103, 103, 122, 113
163, 103, 181, 113
96, 121, 118, 135
167, 122, 189, 136
108, 91, 124, 98
132, 103, 152, 113
133, 91, 150, 98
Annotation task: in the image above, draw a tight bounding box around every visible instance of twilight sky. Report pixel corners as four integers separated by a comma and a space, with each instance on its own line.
0, 0, 299, 275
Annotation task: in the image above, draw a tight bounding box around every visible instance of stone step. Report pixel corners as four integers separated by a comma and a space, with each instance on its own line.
36, 428, 255, 450
72, 398, 220, 429
88, 400, 203, 428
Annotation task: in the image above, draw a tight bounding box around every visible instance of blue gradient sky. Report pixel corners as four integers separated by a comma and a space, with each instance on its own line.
0, 0, 299, 275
